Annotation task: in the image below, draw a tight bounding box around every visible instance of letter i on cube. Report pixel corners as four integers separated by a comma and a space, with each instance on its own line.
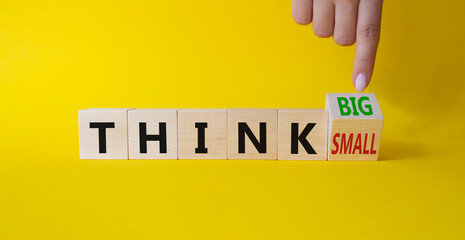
325, 93, 384, 161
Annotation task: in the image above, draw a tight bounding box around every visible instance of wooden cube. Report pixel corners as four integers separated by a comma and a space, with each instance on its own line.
79, 108, 133, 159
326, 93, 383, 161
178, 109, 228, 159
228, 109, 277, 160
128, 109, 178, 159
278, 109, 328, 160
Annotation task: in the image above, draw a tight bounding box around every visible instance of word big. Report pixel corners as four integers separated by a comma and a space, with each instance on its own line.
79, 93, 383, 160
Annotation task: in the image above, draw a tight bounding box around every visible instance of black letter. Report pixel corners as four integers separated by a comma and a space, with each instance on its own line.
139, 122, 167, 154
291, 123, 316, 154
195, 122, 208, 154
238, 122, 266, 153
89, 122, 115, 154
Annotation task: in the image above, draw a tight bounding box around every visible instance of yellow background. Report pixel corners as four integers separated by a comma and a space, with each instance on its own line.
1, 0, 465, 239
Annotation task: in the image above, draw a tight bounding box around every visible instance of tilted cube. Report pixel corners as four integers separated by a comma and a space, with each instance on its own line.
326, 93, 383, 161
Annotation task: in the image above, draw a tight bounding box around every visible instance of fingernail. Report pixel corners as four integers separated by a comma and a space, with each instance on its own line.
355, 73, 367, 92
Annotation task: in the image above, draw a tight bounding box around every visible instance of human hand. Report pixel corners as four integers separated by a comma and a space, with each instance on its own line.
292, 0, 383, 92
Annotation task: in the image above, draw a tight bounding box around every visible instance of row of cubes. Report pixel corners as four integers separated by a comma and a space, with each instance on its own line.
79, 93, 383, 160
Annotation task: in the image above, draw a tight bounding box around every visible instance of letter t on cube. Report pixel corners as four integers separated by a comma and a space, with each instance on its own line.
79, 108, 134, 159
326, 93, 383, 161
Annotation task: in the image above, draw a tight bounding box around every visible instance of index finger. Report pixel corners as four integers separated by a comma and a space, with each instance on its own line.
352, 0, 383, 92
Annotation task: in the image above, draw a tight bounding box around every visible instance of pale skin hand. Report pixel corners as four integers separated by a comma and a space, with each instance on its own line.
292, 0, 383, 92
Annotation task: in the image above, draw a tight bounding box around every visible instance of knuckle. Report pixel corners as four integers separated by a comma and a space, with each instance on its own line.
313, 27, 333, 38
356, 56, 373, 65
358, 23, 381, 39
336, 0, 358, 6
293, 16, 312, 25
333, 36, 355, 46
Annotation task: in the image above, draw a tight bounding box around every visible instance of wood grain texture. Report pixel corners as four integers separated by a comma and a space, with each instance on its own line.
178, 109, 228, 159
128, 109, 178, 159
325, 93, 383, 161
228, 109, 277, 160
278, 109, 328, 160
79, 108, 133, 159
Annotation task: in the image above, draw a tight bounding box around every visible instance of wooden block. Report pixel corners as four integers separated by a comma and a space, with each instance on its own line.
228, 109, 277, 160
325, 93, 383, 161
128, 109, 178, 159
277, 109, 328, 160
79, 108, 133, 159
178, 109, 228, 159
